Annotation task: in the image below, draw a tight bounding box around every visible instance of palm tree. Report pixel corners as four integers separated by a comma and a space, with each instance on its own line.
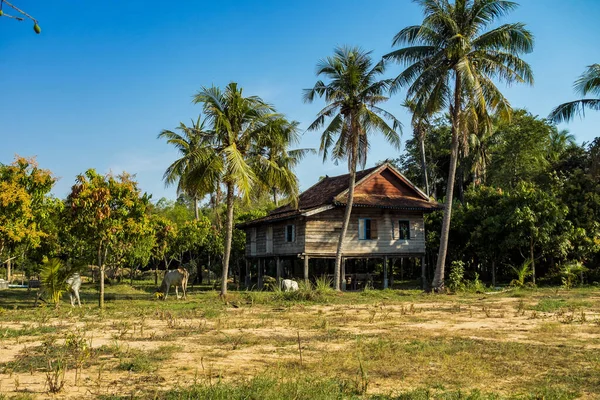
384, 0, 534, 291
403, 98, 434, 196
550, 64, 600, 123
548, 128, 576, 162
304, 46, 402, 291
254, 119, 315, 206
158, 116, 212, 220
192, 83, 298, 296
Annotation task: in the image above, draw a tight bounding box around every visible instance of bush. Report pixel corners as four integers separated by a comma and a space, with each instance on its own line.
448, 261, 466, 292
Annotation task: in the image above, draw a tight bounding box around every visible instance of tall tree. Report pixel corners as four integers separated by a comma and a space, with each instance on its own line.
550, 64, 600, 123
159, 116, 213, 220
385, 0, 534, 291
0, 156, 54, 282
304, 46, 402, 290
66, 170, 151, 308
253, 119, 313, 206
403, 98, 435, 196
193, 83, 298, 296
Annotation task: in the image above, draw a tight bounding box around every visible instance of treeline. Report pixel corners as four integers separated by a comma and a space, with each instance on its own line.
0, 156, 274, 306
393, 110, 600, 286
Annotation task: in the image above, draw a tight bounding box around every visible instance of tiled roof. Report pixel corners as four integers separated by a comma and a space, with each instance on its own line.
238, 164, 442, 228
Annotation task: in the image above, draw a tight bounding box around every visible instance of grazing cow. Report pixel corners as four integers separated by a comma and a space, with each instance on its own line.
158, 268, 189, 300
281, 279, 299, 292
34, 273, 82, 307
66, 273, 82, 307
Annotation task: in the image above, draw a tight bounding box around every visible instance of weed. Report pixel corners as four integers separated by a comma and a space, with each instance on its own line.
45, 358, 66, 394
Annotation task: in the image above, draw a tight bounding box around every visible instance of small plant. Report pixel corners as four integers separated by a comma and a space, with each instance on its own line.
448, 261, 466, 292
559, 261, 588, 289
510, 259, 533, 287
45, 359, 66, 394
356, 354, 369, 394
314, 275, 334, 293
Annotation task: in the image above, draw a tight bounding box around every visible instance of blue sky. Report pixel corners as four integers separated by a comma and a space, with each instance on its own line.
1, 0, 599, 202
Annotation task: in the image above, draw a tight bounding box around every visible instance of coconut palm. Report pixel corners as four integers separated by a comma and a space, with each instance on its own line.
304, 46, 402, 291
192, 83, 299, 296
403, 98, 435, 196
548, 128, 576, 162
158, 116, 213, 220
253, 119, 315, 206
384, 0, 534, 291
550, 64, 600, 123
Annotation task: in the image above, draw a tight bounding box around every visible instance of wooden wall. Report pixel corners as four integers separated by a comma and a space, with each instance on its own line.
304, 208, 425, 256
245, 217, 306, 257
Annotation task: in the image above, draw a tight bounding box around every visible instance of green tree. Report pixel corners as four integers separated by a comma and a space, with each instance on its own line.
66, 170, 151, 308
385, 0, 534, 291
159, 117, 213, 220
487, 110, 552, 188
504, 182, 568, 284
304, 46, 401, 290
550, 64, 600, 123
0, 156, 55, 281
193, 83, 298, 296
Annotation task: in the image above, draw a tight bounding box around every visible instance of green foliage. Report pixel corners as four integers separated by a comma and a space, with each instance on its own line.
0, 156, 55, 269
550, 64, 600, 123
560, 261, 588, 289
66, 169, 152, 306
448, 261, 466, 292
510, 259, 533, 288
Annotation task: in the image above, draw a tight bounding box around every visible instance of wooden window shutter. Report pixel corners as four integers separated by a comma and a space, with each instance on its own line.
391, 220, 395, 239
371, 219, 378, 239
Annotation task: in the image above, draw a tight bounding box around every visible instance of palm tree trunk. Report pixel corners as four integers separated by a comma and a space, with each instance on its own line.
273, 188, 278, 206
193, 195, 199, 220
214, 185, 223, 231
431, 74, 462, 292
334, 129, 359, 291
221, 182, 235, 297
419, 135, 430, 196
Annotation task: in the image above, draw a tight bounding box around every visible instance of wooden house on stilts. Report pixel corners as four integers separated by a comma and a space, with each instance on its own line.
238, 163, 442, 290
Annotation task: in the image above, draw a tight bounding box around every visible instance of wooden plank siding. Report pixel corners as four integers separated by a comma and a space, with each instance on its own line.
353, 168, 422, 199
245, 217, 306, 257
304, 207, 425, 256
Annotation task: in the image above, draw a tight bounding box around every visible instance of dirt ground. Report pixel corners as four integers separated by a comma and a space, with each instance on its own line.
1, 288, 600, 399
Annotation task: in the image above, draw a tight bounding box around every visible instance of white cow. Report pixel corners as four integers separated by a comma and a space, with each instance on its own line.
66, 273, 82, 307
158, 268, 189, 300
281, 279, 299, 292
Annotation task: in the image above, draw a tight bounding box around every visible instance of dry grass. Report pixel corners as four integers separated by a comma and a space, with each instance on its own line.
0, 284, 599, 399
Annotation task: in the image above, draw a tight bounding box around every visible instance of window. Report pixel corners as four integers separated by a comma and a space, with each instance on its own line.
398, 220, 410, 240
285, 224, 295, 242
266, 226, 273, 253
358, 218, 372, 240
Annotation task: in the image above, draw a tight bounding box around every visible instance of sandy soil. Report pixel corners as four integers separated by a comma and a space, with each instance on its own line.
1, 295, 599, 399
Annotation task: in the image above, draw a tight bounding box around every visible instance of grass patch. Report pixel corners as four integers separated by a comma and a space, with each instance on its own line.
531, 298, 592, 312
0, 325, 58, 339
116, 344, 180, 373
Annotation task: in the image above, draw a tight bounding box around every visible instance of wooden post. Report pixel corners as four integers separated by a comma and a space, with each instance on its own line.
276, 257, 281, 287
341, 257, 346, 291
304, 255, 309, 283
400, 257, 404, 281
245, 259, 250, 289
389, 258, 394, 288
257, 258, 263, 290
383, 256, 388, 289
421, 256, 427, 291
